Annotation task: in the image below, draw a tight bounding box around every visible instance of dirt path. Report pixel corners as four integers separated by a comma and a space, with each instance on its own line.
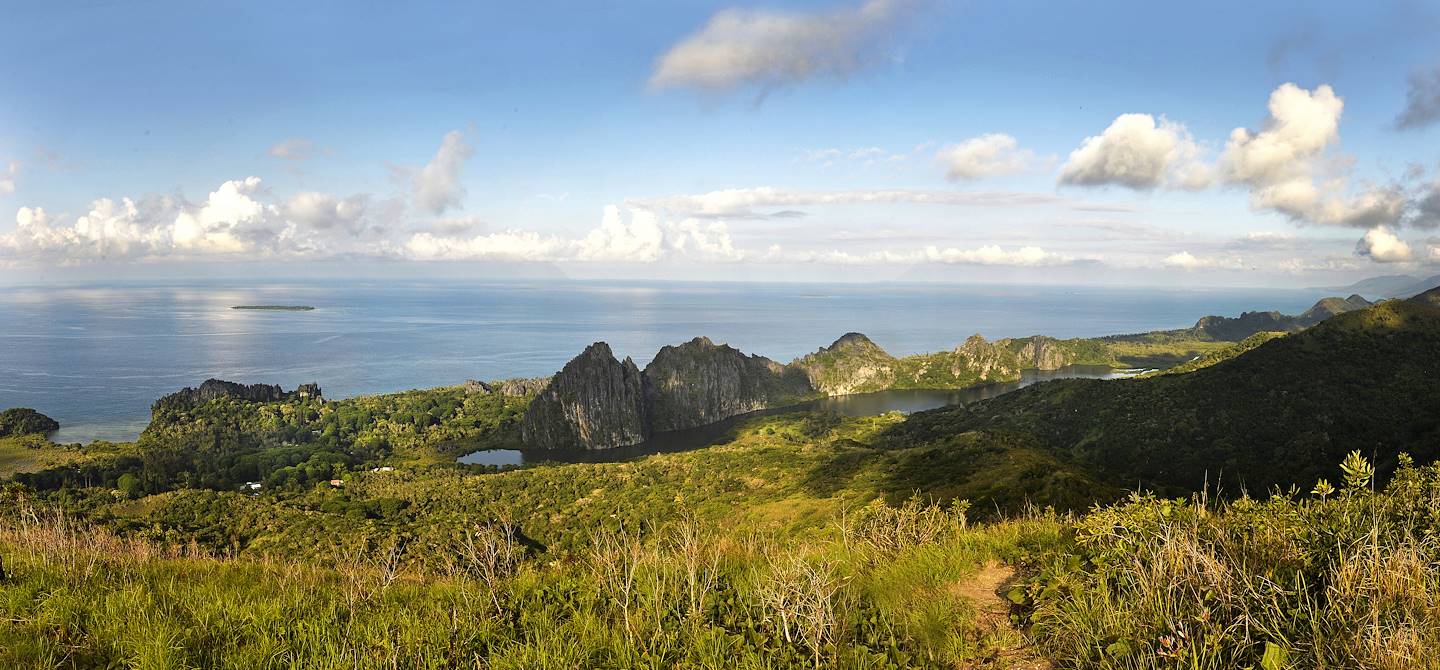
950, 562, 1053, 669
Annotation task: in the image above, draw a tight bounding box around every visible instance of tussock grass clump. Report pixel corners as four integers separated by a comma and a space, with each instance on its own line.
1019, 452, 1440, 669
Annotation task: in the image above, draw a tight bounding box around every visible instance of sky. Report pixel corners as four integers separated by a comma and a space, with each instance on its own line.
2, 0, 1440, 287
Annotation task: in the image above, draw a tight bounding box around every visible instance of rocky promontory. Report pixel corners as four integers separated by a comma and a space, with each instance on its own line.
153, 379, 323, 413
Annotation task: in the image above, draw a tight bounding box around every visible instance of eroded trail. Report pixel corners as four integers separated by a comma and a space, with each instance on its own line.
950, 562, 1053, 669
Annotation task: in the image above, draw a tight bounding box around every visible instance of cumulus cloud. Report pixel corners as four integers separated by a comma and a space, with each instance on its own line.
267, 138, 317, 161
649, 0, 920, 95
1059, 114, 1211, 190
1219, 83, 1406, 228
937, 134, 1033, 181
627, 186, 1064, 219
0, 177, 393, 262
413, 131, 474, 215
1395, 65, 1440, 131
1354, 226, 1414, 263
0, 160, 18, 195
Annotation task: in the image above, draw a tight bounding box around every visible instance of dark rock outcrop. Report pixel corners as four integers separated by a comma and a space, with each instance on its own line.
0, 408, 59, 437
522, 338, 818, 449
520, 343, 648, 450
153, 379, 323, 413
644, 337, 813, 433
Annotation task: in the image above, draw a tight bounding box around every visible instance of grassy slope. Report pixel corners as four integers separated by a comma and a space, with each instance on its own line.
884, 300, 1440, 495
5, 452, 1438, 669
27, 412, 1115, 568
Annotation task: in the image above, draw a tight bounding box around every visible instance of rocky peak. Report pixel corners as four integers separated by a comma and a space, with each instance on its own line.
520, 343, 649, 450
644, 336, 811, 433
954, 334, 1019, 381
1013, 335, 1071, 371
826, 332, 880, 351
792, 332, 898, 395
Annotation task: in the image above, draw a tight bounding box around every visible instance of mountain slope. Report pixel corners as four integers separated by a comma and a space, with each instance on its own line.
879, 299, 1440, 494
1188, 294, 1370, 340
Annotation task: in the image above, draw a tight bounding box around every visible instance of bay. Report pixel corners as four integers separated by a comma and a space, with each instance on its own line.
0, 279, 1327, 443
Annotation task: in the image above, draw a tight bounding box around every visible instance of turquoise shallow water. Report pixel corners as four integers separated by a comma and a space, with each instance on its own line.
0, 279, 1326, 443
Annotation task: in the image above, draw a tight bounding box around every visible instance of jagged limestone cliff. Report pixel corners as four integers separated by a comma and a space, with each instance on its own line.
644, 337, 813, 433
520, 343, 648, 450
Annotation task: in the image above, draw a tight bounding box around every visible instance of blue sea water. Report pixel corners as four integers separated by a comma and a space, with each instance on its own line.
0, 280, 1330, 443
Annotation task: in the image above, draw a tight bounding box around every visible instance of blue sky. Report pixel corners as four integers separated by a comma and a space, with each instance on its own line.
2, 0, 1439, 285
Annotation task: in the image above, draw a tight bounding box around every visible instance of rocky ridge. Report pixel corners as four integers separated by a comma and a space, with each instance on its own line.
153, 379, 322, 414
1191, 295, 1372, 340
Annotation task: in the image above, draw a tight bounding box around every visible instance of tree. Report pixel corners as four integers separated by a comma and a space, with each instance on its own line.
117, 473, 143, 499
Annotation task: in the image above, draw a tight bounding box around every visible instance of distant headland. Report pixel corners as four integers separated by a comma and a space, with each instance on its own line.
230, 305, 315, 311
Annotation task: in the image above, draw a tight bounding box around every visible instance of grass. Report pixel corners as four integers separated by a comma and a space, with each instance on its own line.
6, 451, 1434, 668
0, 497, 1044, 669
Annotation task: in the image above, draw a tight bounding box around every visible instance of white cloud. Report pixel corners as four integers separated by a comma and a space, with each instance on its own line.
267, 138, 317, 161
413, 130, 474, 215
0, 160, 18, 195
922, 244, 1058, 265
627, 187, 1065, 219
1160, 251, 1249, 270
404, 205, 743, 263
1219, 83, 1405, 228
1059, 114, 1211, 190
767, 243, 1069, 266
1354, 226, 1413, 263
650, 0, 919, 94
1162, 251, 1202, 269
0, 177, 390, 262
285, 192, 369, 235
937, 134, 1033, 181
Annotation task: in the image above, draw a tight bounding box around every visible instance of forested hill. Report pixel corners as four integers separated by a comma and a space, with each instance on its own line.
879, 297, 1440, 495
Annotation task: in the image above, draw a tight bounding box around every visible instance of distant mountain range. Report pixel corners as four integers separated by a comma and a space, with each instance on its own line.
1320, 274, 1440, 299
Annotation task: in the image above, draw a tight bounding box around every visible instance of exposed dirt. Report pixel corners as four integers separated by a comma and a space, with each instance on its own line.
950, 562, 1053, 670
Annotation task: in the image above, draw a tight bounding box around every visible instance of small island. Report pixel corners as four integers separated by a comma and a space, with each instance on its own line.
230, 305, 315, 311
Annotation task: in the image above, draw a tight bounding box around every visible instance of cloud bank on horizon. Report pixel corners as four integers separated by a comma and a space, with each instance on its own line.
2, 0, 1439, 283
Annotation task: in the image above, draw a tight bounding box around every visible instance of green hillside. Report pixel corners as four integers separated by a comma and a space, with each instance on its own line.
881, 299, 1440, 494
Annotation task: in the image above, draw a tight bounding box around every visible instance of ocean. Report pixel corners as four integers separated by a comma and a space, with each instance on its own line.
0, 280, 1329, 443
